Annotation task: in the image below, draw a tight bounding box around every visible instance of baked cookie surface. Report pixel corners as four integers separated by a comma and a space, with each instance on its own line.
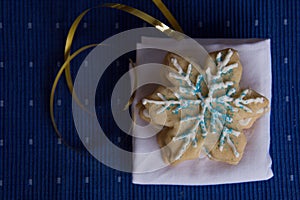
139, 49, 269, 165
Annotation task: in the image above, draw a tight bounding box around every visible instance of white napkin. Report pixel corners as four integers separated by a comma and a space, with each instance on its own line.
132, 38, 273, 185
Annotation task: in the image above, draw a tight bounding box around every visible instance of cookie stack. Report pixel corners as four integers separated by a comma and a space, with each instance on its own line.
139, 49, 269, 165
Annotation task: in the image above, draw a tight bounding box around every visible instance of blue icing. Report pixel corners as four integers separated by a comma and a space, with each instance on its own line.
212, 79, 219, 84
214, 105, 224, 113
192, 138, 198, 147
225, 115, 232, 123
144, 52, 244, 160
226, 105, 235, 112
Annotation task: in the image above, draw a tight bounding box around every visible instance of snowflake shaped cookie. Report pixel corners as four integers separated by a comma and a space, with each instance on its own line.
139, 49, 269, 165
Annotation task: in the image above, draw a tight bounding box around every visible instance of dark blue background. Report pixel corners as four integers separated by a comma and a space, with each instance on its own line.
0, 0, 299, 199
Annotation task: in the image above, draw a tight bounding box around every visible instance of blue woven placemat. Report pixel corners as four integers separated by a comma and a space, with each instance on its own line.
0, 0, 299, 199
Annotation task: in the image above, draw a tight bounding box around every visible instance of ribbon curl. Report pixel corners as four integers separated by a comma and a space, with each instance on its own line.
50, 1, 183, 147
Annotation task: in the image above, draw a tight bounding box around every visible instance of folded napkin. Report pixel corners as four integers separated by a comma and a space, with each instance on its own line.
132, 38, 273, 185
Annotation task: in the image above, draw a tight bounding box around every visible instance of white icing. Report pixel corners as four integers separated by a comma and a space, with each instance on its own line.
233, 89, 265, 113
171, 58, 183, 74
226, 135, 240, 157
218, 127, 240, 157
231, 129, 241, 137
202, 147, 212, 158
239, 118, 252, 126
142, 94, 202, 115
142, 49, 265, 161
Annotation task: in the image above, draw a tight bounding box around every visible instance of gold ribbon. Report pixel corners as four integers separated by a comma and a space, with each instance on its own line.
50, 1, 183, 146
152, 0, 183, 33
50, 44, 98, 149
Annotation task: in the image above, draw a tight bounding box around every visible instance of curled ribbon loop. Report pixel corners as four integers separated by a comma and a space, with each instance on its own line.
51, 2, 183, 147
50, 44, 98, 150
152, 0, 183, 33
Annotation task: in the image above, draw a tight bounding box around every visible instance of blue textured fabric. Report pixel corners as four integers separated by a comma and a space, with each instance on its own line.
0, 0, 299, 199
